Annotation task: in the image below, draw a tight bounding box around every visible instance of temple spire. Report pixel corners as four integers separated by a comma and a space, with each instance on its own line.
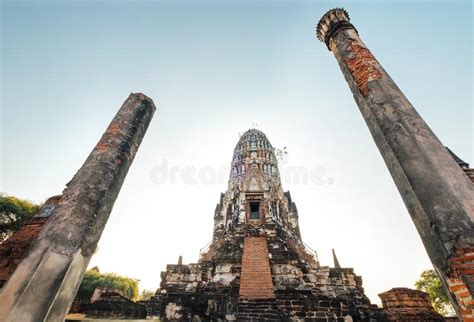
332, 249, 341, 268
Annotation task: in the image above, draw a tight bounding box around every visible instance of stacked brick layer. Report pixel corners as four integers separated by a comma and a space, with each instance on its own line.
447, 247, 474, 320
0, 195, 61, 288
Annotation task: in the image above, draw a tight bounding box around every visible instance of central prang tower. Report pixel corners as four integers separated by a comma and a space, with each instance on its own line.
148, 129, 385, 321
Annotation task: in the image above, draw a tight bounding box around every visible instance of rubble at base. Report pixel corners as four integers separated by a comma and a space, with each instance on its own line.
81, 288, 146, 319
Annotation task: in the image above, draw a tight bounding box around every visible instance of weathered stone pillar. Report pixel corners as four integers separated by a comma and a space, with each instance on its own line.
0, 93, 156, 321
316, 9, 473, 319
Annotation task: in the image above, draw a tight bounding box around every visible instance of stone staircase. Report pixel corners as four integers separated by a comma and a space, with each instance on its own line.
239, 237, 275, 299
236, 299, 282, 321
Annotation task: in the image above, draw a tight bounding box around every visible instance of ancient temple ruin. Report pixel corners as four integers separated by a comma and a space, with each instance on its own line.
148, 129, 385, 321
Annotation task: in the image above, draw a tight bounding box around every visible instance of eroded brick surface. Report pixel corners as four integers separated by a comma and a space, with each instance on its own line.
343, 43, 382, 97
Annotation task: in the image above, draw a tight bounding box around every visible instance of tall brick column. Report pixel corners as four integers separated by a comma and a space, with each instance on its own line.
316, 8, 473, 319
0, 93, 156, 321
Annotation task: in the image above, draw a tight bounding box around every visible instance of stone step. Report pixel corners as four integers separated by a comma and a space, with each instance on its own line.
238, 299, 278, 304
238, 305, 278, 310
239, 237, 275, 300
235, 315, 280, 321
235, 314, 280, 321
237, 312, 280, 316
238, 304, 279, 309
237, 298, 282, 321
238, 301, 278, 305
237, 308, 278, 314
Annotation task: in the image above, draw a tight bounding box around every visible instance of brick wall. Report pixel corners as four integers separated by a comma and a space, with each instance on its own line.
447, 247, 474, 321
448, 166, 474, 320
379, 288, 443, 321
0, 195, 60, 288
239, 236, 274, 299
342, 42, 382, 97
0, 217, 49, 287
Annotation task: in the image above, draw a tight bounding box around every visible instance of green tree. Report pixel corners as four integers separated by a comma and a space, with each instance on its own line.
415, 269, 454, 316
139, 289, 155, 301
76, 269, 140, 301
0, 194, 40, 243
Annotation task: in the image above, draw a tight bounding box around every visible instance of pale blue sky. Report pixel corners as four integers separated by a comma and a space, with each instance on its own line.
1, 0, 472, 303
